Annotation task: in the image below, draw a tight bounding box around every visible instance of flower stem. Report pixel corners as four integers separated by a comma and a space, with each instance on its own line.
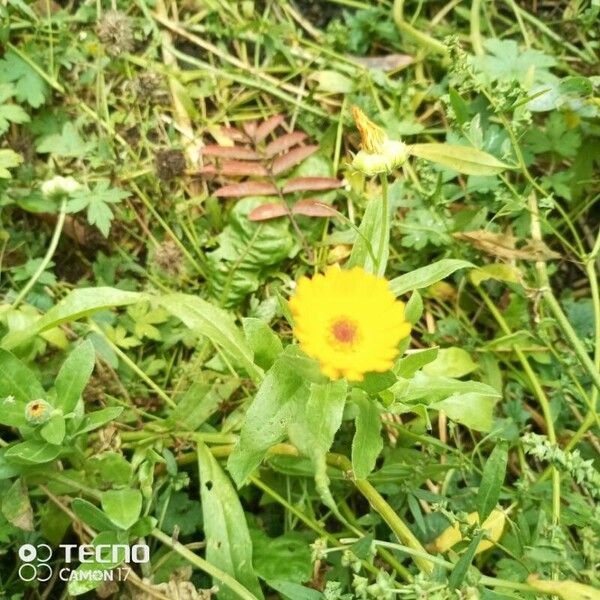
11, 199, 67, 309
377, 173, 389, 276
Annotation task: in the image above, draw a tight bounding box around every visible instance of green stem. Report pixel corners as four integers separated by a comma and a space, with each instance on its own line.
378, 173, 390, 276
151, 529, 260, 600
392, 0, 449, 56
11, 199, 67, 309
475, 284, 561, 524
326, 453, 433, 573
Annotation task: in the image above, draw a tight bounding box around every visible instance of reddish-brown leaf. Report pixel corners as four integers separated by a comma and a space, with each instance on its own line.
255, 114, 285, 142
214, 181, 279, 198
200, 161, 268, 177
272, 145, 319, 175
265, 132, 307, 157
202, 145, 261, 160
292, 199, 338, 217
283, 177, 343, 194
243, 121, 258, 138
248, 203, 290, 221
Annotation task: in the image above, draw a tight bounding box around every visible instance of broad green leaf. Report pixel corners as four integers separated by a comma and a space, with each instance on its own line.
4, 439, 61, 464
36, 122, 94, 157
404, 290, 423, 324
422, 348, 478, 378
476, 442, 508, 520
71, 499, 119, 532
287, 379, 347, 510
390, 259, 473, 297
470, 263, 521, 286
101, 489, 142, 530
1, 288, 143, 350
1, 478, 33, 531
410, 143, 512, 175
228, 348, 309, 485
243, 317, 283, 370
251, 530, 312, 584
54, 339, 96, 413
431, 392, 498, 432
0, 148, 24, 178
197, 442, 264, 600
160, 293, 262, 382
351, 390, 383, 479
40, 414, 66, 445
395, 348, 439, 378
347, 196, 388, 276
0, 348, 45, 404
310, 70, 354, 93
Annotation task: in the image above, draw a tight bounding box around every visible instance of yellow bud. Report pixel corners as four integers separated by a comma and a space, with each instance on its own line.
431, 509, 506, 554
25, 399, 53, 425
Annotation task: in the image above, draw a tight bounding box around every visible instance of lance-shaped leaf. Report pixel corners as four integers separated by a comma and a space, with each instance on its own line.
201, 145, 261, 160
200, 161, 268, 177
265, 132, 307, 157
248, 200, 337, 221
255, 114, 285, 141
272, 145, 319, 175
214, 181, 279, 198
282, 177, 343, 193
409, 143, 512, 175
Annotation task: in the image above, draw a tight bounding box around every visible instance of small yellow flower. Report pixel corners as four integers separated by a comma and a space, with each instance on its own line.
351, 106, 409, 176
289, 267, 411, 381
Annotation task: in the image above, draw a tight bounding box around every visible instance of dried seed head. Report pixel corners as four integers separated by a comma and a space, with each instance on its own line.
97, 10, 134, 56
134, 72, 163, 99
151, 240, 184, 276
155, 149, 186, 180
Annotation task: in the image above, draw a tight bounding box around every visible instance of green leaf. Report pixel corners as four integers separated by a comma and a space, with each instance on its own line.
54, 339, 96, 413
243, 317, 283, 370
78, 407, 123, 434
40, 414, 66, 445
422, 348, 478, 378
0, 148, 24, 178
4, 439, 61, 464
1, 287, 142, 350
161, 293, 262, 382
1, 478, 33, 531
431, 392, 498, 432
71, 499, 119, 532
476, 442, 509, 520
404, 290, 423, 324
448, 531, 484, 589
228, 348, 309, 485
410, 144, 512, 175
267, 581, 323, 600
347, 196, 388, 276
167, 380, 238, 431
101, 488, 142, 530
35, 121, 94, 157
351, 390, 383, 479
287, 379, 347, 509
395, 347, 439, 378
251, 530, 312, 584
0, 51, 48, 107
197, 442, 264, 600
390, 259, 473, 297
0, 348, 45, 404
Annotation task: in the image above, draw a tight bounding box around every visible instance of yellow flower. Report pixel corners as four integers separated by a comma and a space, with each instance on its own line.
289, 267, 411, 381
351, 106, 409, 176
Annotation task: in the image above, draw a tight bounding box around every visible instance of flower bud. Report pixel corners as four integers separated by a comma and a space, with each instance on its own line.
25, 399, 53, 425
41, 176, 81, 198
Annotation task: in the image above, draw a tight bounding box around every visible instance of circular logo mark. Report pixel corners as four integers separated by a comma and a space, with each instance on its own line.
18, 544, 54, 582
18, 544, 37, 562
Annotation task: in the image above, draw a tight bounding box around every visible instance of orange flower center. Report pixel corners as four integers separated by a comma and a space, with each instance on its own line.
29, 403, 44, 416
331, 318, 358, 345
